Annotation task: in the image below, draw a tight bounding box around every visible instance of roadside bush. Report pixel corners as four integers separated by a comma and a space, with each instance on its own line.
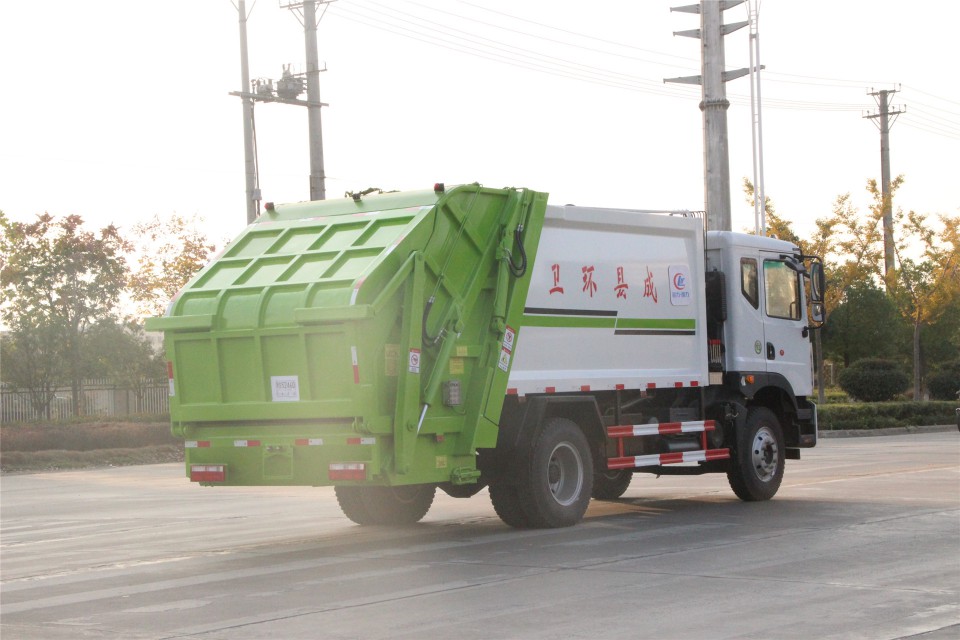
838, 358, 909, 402
822, 387, 849, 404
927, 361, 960, 401
819, 401, 956, 430
0, 421, 175, 452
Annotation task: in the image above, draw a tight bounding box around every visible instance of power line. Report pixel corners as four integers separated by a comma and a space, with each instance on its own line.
327, 2, 959, 132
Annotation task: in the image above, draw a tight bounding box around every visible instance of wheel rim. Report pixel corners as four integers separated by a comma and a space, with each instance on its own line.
751, 426, 779, 482
547, 442, 584, 506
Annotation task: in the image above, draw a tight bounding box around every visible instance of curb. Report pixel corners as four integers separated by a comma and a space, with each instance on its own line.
820, 424, 958, 438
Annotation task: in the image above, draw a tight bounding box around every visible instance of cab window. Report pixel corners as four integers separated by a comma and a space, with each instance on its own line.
741, 258, 759, 309
763, 259, 801, 320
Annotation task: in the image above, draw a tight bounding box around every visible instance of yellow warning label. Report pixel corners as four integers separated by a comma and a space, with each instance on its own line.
456, 346, 468, 357
435, 456, 448, 469
449, 358, 465, 375
384, 344, 399, 377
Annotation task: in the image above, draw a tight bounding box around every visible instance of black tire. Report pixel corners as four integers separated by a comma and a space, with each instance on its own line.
439, 481, 487, 499
334, 484, 436, 525
515, 417, 594, 528
727, 406, 785, 502
592, 469, 633, 500
488, 480, 530, 528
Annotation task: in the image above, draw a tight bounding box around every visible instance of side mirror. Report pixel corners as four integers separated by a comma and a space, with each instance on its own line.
809, 261, 825, 304
811, 302, 825, 324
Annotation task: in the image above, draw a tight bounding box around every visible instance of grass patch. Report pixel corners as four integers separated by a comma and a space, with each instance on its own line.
1, 421, 182, 473
1, 444, 183, 473
1, 421, 176, 452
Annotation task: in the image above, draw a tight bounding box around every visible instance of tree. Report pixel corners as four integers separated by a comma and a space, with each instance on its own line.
0, 212, 129, 416
127, 214, 216, 318
742, 178, 800, 244
888, 210, 960, 399
0, 323, 62, 420
84, 319, 166, 413
822, 281, 906, 367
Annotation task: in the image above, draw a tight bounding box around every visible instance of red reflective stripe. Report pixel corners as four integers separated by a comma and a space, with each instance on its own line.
545, 387, 556, 394
615, 384, 625, 390
507, 388, 518, 395
580, 385, 591, 392
647, 382, 657, 389
691, 380, 699, 387
674, 382, 683, 388
166, 361, 174, 379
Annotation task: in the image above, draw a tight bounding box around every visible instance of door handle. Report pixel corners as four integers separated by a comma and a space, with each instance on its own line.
766, 342, 775, 360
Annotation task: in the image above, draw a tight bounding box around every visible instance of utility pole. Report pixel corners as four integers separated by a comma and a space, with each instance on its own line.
283, 0, 334, 201
230, 1, 333, 212
236, 0, 260, 224
302, 0, 326, 201
666, 1, 749, 232
864, 87, 904, 286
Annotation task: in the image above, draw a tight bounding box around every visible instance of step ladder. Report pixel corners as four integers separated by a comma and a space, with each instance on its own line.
606, 420, 730, 470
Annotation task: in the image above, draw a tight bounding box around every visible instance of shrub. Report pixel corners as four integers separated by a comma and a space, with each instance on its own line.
838, 358, 909, 402
927, 361, 960, 401
819, 401, 956, 430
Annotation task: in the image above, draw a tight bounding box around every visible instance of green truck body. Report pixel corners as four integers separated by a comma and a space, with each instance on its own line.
148, 183, 824, 528
148, 185, 547, 489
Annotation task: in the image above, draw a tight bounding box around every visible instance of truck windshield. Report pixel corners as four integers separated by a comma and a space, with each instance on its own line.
764, 260, 801, 320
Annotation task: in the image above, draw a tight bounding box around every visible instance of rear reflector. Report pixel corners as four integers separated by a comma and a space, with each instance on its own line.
185, 441, 211, 448
191, 464, 226, 482
329, 463, 366, 481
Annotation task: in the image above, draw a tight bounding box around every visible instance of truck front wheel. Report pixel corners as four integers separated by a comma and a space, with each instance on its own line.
334, 484, 436, 525
727, 407, 784, 501
516, 417, 594, 528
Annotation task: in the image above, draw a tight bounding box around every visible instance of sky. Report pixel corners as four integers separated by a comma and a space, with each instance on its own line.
1, 0, 958, 248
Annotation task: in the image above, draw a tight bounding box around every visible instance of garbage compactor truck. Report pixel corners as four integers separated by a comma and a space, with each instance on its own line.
146, 183, 826, 528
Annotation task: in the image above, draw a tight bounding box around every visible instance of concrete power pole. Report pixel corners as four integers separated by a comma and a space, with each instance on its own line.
236, 0, 260, 224
302, 0, 326, 201
666, 1, 748, 232
864, 87, 904, 285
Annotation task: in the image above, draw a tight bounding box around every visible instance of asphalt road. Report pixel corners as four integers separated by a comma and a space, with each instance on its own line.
2, 432, 958, 640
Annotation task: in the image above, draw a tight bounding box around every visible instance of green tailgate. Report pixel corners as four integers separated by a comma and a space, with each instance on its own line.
147, 185, 547, 487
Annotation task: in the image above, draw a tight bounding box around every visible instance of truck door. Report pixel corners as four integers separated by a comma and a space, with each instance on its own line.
760, 255, 812, 396
726, 255, 769, 376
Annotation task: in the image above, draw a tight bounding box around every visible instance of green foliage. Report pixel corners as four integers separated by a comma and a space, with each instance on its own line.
818, 401, 956, 430
821, 387, 850, 404
127, 213, 216, 317
822, 282, 906, 366
0, 323, 63, 419
927, 361, 960, 401
0, 212, 129, 416
838, 358, 910, 402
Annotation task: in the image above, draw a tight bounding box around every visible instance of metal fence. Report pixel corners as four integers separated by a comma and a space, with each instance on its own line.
1, 380, 169, 423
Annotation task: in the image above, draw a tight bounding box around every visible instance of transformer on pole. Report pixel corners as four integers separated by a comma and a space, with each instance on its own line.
231, 0, 334, 214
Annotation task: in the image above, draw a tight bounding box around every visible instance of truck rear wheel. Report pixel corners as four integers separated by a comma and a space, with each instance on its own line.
515, 417, 594, 528
727, 407, 784, 501
592, 469, 633, 500
334, 484, 436, 525
488, 481, 530, 528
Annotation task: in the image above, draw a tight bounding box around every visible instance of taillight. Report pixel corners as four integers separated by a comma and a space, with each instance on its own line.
329, 463, 366, 481
190, 464, 226, 482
